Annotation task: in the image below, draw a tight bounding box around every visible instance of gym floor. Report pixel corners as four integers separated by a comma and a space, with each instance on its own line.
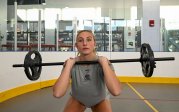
0, 83, 179, 112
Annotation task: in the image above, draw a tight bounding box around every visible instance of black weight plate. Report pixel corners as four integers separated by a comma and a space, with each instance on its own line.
24, 51, 42, 81
140, 43, 156, 77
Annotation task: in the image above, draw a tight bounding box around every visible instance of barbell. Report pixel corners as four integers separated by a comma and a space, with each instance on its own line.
13, 43, 175, 81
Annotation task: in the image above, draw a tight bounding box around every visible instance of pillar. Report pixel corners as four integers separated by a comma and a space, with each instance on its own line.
141, 0, 161, 51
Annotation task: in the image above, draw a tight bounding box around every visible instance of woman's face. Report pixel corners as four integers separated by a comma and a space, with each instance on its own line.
75, 31, 96, 55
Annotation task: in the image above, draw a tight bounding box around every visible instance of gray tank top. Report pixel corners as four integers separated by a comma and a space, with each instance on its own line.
70, 63, 114, 107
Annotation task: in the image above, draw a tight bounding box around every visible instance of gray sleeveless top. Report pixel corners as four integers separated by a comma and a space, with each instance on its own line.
70, 63, 114, 107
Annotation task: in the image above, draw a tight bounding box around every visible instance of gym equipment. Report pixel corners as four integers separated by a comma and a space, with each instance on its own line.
13, 43, 175, 81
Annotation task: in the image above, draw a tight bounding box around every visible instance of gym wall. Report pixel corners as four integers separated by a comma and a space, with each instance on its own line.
0, 52, 178, 92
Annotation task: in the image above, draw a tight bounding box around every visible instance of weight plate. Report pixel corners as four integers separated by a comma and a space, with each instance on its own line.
24, 50, 42, 81
140, 43, 156, 77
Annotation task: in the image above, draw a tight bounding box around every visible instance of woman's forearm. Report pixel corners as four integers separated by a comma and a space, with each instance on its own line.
99, 57, 122, 96
53, 59, 75, 98
53, 66, 71, 98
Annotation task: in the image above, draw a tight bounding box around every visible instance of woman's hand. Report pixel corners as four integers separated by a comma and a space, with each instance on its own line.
98, 56, 110, 66
63, 57, 77, 69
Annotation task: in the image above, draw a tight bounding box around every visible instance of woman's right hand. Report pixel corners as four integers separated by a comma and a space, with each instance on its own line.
63, 57, 77, 69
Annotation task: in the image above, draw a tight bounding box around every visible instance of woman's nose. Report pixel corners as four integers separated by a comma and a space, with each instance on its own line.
83, 40, 87, 45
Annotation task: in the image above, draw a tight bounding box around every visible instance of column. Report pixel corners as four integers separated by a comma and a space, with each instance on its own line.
141, 0, 161, 51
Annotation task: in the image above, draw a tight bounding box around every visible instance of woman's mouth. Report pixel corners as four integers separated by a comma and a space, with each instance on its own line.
83, 48, 89, 50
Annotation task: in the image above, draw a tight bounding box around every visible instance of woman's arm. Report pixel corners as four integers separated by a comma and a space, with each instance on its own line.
53, 58, 75, 98
98, 56, 122, 96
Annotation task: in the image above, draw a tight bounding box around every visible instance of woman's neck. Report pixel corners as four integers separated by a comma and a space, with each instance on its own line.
79, 53, 97, 61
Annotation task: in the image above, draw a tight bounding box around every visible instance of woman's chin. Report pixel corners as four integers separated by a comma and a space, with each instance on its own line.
80, 51, 92, 55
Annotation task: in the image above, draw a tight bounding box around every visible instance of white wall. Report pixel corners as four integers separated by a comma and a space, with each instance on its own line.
142, 0, 161, 51
111, 52, 178, 77
0, 52, 178, 92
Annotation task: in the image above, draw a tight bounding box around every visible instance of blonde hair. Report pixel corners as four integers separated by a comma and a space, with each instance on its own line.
76, 30, 97, 56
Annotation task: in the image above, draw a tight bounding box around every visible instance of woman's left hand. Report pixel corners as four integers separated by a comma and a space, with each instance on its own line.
98, 56, 110, 65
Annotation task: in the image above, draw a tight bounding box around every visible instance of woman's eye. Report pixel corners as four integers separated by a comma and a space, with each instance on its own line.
87, 38, 92, 42
77, 38, 92, 43
78, 39, 83, 42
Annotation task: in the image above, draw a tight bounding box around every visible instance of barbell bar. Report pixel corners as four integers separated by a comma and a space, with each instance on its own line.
12, 43, 175, 81
13, 57, 174, 67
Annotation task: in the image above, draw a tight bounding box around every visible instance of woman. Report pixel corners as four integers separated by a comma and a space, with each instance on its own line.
53, 30, 121, 112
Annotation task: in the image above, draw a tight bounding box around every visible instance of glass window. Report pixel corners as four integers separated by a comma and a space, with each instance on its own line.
2, 0, 142, 52
160, 5, 179, 52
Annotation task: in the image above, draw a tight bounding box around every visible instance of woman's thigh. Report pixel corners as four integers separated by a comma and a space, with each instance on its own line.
63, 96, 86, 112
91, 99, 112, 112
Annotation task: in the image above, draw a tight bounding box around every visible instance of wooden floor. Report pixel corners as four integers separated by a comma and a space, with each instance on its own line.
1, 83, 179, 112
